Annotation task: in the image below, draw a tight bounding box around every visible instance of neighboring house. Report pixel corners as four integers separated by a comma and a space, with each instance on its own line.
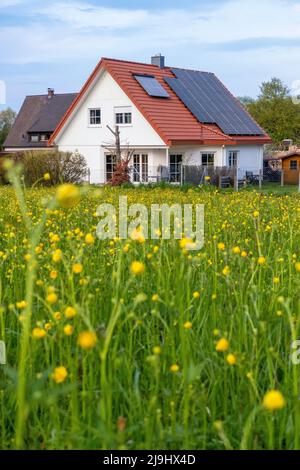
4, 89, 77, 151
6, 55, 271, 183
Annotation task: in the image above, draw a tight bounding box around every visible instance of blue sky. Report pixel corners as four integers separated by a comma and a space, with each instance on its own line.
1, 0, 300, 111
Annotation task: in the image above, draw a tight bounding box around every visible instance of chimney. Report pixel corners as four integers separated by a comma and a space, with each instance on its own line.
47, 88, 55, 99
151, 54, 165, 69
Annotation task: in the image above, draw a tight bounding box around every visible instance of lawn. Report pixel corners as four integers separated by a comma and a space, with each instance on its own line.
1, 180, 300, 450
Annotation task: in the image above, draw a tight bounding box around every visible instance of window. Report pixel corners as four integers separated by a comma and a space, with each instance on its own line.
115, 107, 132, 125
89, 108, 101, 125
106, 155, 117, 181
170, 155, 182, 183
30, 134, 39, 142
228, 150, 239, 168
40, 134, 50, 142
132, 154, 148, 182
290, 160, 298, 170
201, 153, 215, 167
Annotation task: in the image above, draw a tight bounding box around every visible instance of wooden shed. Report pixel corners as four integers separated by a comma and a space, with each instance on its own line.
281, 152, 300, 185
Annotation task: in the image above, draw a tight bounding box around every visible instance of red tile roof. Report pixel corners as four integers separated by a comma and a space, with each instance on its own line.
49, 58, 271, 146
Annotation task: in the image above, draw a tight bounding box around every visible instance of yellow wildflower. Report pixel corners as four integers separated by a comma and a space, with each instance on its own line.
78, 330, 97, 350
263, 390, 286, 411
52, 366, 68, 384
56, 184, 80, 208
130, 261, 145, 276
216, 338, 229, 352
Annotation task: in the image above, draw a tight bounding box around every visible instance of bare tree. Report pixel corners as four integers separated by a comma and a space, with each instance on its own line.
103, 125, 135, 186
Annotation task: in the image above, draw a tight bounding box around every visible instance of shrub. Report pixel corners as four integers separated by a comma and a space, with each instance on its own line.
0, 150, 88, 186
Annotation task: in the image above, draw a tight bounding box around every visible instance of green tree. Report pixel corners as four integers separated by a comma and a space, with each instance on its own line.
0, 108, 16, 150
245, 78, 300, 146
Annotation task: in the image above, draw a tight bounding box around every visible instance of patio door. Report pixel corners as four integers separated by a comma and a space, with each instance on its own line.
170, 154, 182, 182
133, 154, 148, 182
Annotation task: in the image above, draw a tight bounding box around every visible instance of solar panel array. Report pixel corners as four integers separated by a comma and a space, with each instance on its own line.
164, 68, 264, 136
134, 74, 170, 98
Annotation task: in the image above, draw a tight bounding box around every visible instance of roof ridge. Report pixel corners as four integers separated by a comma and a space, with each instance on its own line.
25, 92, 78, 98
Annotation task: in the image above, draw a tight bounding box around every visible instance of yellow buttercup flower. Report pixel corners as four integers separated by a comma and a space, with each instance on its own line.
222, 266, 230, 276
32, 327, 46, 339
295, 262, 300, 273
193, 291, 200, 299
130, 261, 145, 276
226, 354, 237, 365
152, 294, 159, 302
78, 330, 97, 350
72, 263, 83, 274
263, 390, 286, 411
183, 321, 193, 330
52, 249, 62, 263
50, 270, 58, 280
216, 338, 229, 352
153, 346, 162, 355
258, 256, 266, 266
218, 242, 225, 251
64, 306, 77, 319
46, 292, 58, 305
56, 184, 80, 208
64, 324, 74, 336
170, 364, 180, 373
16, 300, 27, 309
232, 246, 241, 254
52, 366, 68, 384
85, 233, 95, 245
253, 211, 260, 218
43, 173, 51, 181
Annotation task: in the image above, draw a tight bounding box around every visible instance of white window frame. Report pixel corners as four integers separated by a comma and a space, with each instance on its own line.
30, 134, 39, 142
114, 107, 132, 127
201, 152, 215, 167
88, 108, 101, 127
227, 150, 239, 168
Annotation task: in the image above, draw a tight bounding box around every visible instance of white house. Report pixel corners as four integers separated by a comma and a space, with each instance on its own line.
6, 55, 271, 184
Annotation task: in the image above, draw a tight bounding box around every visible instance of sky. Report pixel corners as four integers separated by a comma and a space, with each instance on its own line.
1, 0, 300, 111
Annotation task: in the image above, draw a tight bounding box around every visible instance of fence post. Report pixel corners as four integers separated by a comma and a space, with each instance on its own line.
281, 169, 284, 187
298, 170, 300, 193
234, 167, 238, 191
180, 163, 184, 186
259, 169, 263, 189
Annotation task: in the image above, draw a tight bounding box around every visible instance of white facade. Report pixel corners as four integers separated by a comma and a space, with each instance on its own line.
54, 69, 264, 184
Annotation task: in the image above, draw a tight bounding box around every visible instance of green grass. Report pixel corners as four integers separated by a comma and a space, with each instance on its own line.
0, 180, 300, 450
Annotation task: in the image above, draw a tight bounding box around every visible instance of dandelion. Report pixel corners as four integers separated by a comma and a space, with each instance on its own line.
226, 354, 237, 365
216, 338, 229, 352
258, 256, 266, 266
218, 242, 225, 251
64, 306, 77, 319
85, 233, 95, 245
170, 364, 180, 373
183, 321, 193, 330
263, 390, 286, 411
78, 330, 97, 350
72, 263, 83, 274
52, 366, 68, 384
56, 184, 80, 208
241, 251, 248, 258
50, 270, 58, 280
53, 311, 61, 321
130, 261, 145, 276
64, 324, 74, 336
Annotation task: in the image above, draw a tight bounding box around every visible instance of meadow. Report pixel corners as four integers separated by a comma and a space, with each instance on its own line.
0, 176, 300, 450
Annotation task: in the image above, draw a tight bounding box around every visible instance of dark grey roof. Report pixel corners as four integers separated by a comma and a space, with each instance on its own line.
165, 68, 264, 136
4, 93, 77, 148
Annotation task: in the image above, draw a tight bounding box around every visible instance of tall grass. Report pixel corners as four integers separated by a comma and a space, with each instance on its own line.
0, 182, 299, 449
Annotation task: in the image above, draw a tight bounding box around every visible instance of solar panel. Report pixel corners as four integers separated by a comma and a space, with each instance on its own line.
165, 69, 264, 136
134, 74, 170, 98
